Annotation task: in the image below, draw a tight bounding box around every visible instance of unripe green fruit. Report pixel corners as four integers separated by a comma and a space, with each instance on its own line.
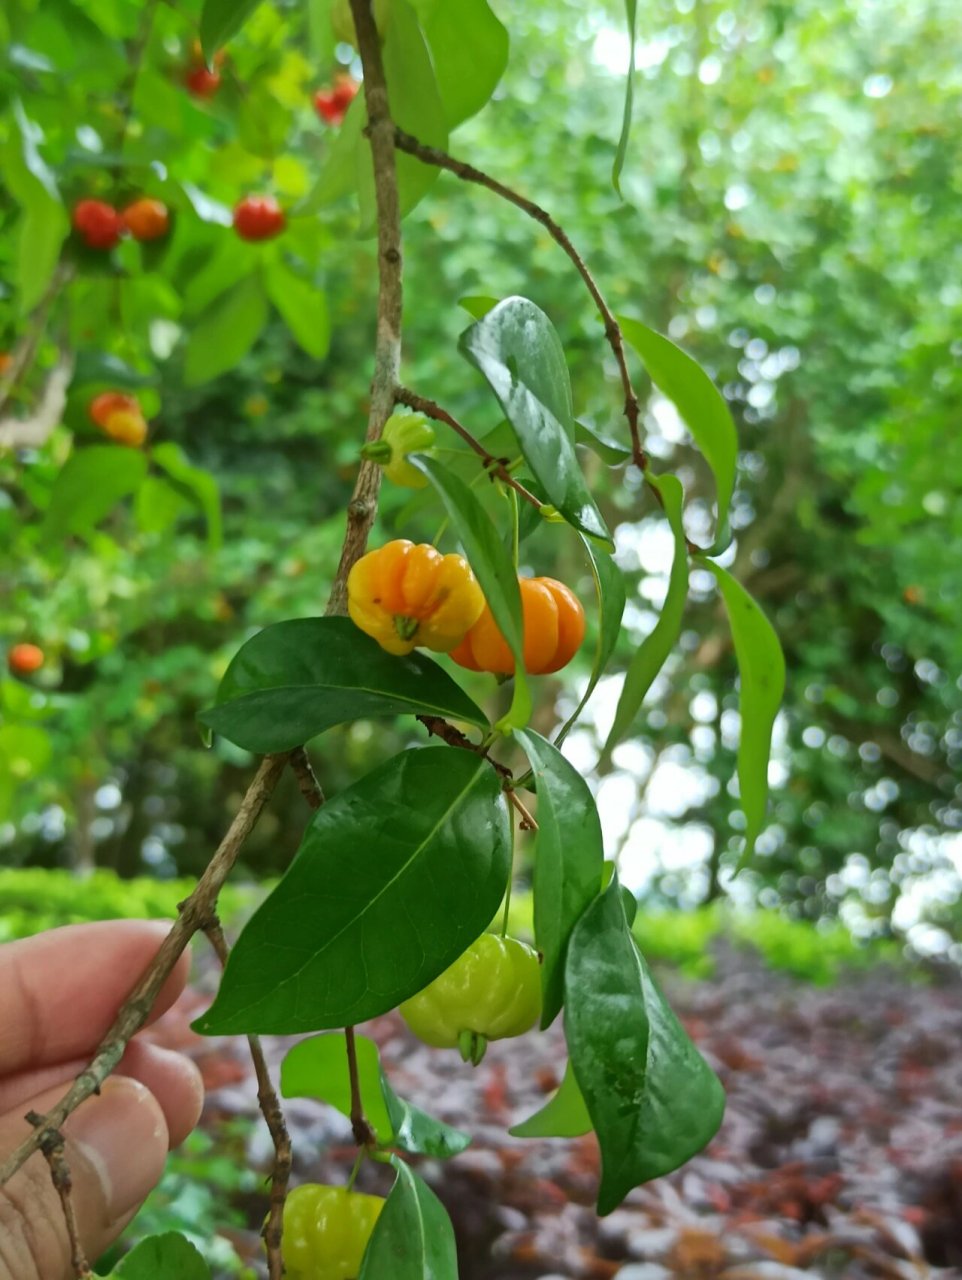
331, 0, 390, 47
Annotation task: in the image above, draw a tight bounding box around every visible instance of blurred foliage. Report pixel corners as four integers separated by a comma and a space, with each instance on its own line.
1, 0, 960, 951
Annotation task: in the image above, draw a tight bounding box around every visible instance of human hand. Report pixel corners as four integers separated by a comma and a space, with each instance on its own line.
0, 920, 204, 1280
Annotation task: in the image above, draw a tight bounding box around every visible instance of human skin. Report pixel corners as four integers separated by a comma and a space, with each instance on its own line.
0, 921, 204, 1280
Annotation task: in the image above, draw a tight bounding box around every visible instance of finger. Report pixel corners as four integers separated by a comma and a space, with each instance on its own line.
0, 1077, 169, 1280
0, 921, 192, 1076
116, 1041, 204, 1147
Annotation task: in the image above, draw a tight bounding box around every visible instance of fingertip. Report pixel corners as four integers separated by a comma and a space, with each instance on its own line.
118, 1039, 205, 1148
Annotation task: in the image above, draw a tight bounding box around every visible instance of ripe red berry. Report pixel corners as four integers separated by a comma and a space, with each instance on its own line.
186, 64, 221, 98
72, 200, 124, 250
332, 75, 359, 111
233, 195, 285, 242
8, 644, 44, 676
314, 89, 344, 125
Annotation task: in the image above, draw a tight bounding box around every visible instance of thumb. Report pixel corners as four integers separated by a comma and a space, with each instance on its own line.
0, 1077, 169, 1280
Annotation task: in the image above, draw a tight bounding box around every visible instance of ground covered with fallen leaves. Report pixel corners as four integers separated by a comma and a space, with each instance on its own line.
149, 946, 962, 1279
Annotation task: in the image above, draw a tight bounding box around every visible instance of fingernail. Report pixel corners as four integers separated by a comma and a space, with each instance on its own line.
65, 1076, 169, 1222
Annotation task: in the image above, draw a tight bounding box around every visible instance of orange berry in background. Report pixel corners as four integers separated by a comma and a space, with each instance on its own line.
88, 391, 148, 447
89, 391, 141, 427
450, 577, 586, 676
8, 644, 44, 676
0, 353, 12, 375
122, 197, 170, 241
233, 195, 286, 242
72, 199, 124, 250
185, 64, 221, 98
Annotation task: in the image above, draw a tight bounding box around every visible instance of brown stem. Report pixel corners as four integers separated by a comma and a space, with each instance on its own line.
290, 745, 325, 810
202, 918, 291, 1280
25, 1114, 92, 1279
506, 789, 539, 832
345, 1026, 376, 1147
395, 386, 543, 509
0, 263, 74, 417
0, 753, 288, 1187
325, 0, 404, 617
416, 714, 513, 781
392, 129, 645, 469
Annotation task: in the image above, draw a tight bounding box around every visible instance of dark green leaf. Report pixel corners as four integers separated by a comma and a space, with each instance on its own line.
700, 560, 785, 868
266, 261, 330, 359
194, 747, 510, 1034
151, 443, 222, 548
612, 0, 638, 196
200, 617, 487, 752
575, 419, 632, 465
460, 297, 611, 546
111, 1232, 210, 1279
509, 1060, 592, 1138
183, 276, 268, 386
555, 536, 627, 747
382, 1077, 471, 1158
359, 1157, 459, 1280
416, 0, 508, 127
514, 729, 604, 1027
620, 316, 737, 545
200, 0, 262, 60
565, 876, 725, 1214
602, 473, 688, 762
41, 447, 147, 542
411, 456, 531, 730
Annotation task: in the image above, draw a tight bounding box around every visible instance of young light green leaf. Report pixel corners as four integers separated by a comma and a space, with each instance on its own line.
699, 560, 785, 868
151, 443, 222, 548
134, 476, 191, 536
110, 1232, 210, 1279
612, 0, 638, 195
460, 297, 612, 547
620, 316, 737, 546
194, 748, 510, 1034
0, 725, 52, 781
41, 447, 148, 542
510, 1059, 592, 1138
458, 294, 500, 320
359, 1157, 459, 1280
183, 276, 268, 386
575, 420, 632, 465
415, 0, 508, 127
265, 261, 330, 360
199, 0, 262, 60
565, 875, 725, 1214
602, 473, 689, 762
200, 617, 488, 753
554, 536, 627, 747
515, 729, 604, 1027
281, 1032, 471, 1157
411, 456, 531, 730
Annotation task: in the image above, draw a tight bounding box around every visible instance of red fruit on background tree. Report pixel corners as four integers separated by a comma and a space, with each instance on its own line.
71, 200, 124, 250
185, 64, 221, 98
122, 198, 171, 241
314, 76, 358, 125
233, 195, 286, 242
8, 644, 44, 676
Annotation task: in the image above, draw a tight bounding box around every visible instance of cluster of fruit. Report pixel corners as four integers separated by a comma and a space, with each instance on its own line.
87, 391, 150, 447
71, 197, 170, 251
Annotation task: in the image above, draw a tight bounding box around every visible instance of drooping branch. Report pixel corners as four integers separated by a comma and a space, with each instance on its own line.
26, 1114, 92, 1280
392, 128, 645, 468
0, 752, 288, 1187
0, 262, 74, 417
325, 0, 405, 617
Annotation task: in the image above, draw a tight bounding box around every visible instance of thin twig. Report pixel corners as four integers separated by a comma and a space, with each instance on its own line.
290, 745, 325, 810
0, 263, 74, 417
325, 0, 405, 617
506, 789, 539, 832
395, 386, 544, 509
202, 917, 291, 1280
25, 1114, 92, 1279
416, 714, 513, 781
0, 753, 288, 1187
392, 129, 645, 469
345, 1027, 376, 1147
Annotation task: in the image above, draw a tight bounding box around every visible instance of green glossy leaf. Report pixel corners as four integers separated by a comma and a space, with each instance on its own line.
200, 0, 262, 59
575, 420, 632, 465
620, 316, 737, 544
200, 617, 487, 752
602, 473, 688, 762
151, 443, 222, 548
266, 261, 330, 359
111, 1232, 210, 1279
411, 456, 531, 731
460, 297, 611, 547
555, 536, 627, 747
510, 1060, 591, 1138
612, 0, 637, 195
281, 1032, 470, 1157
359, 1157, 458, 1280
183, 276, 268, 386
41, 446, 148, 542
458, 294, 499, 320
515, 729, 604, 1027
700, 561, 786, 868
565, 876, 725, 1214
194, 747, 510, 1034
416, 0, 508, 127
